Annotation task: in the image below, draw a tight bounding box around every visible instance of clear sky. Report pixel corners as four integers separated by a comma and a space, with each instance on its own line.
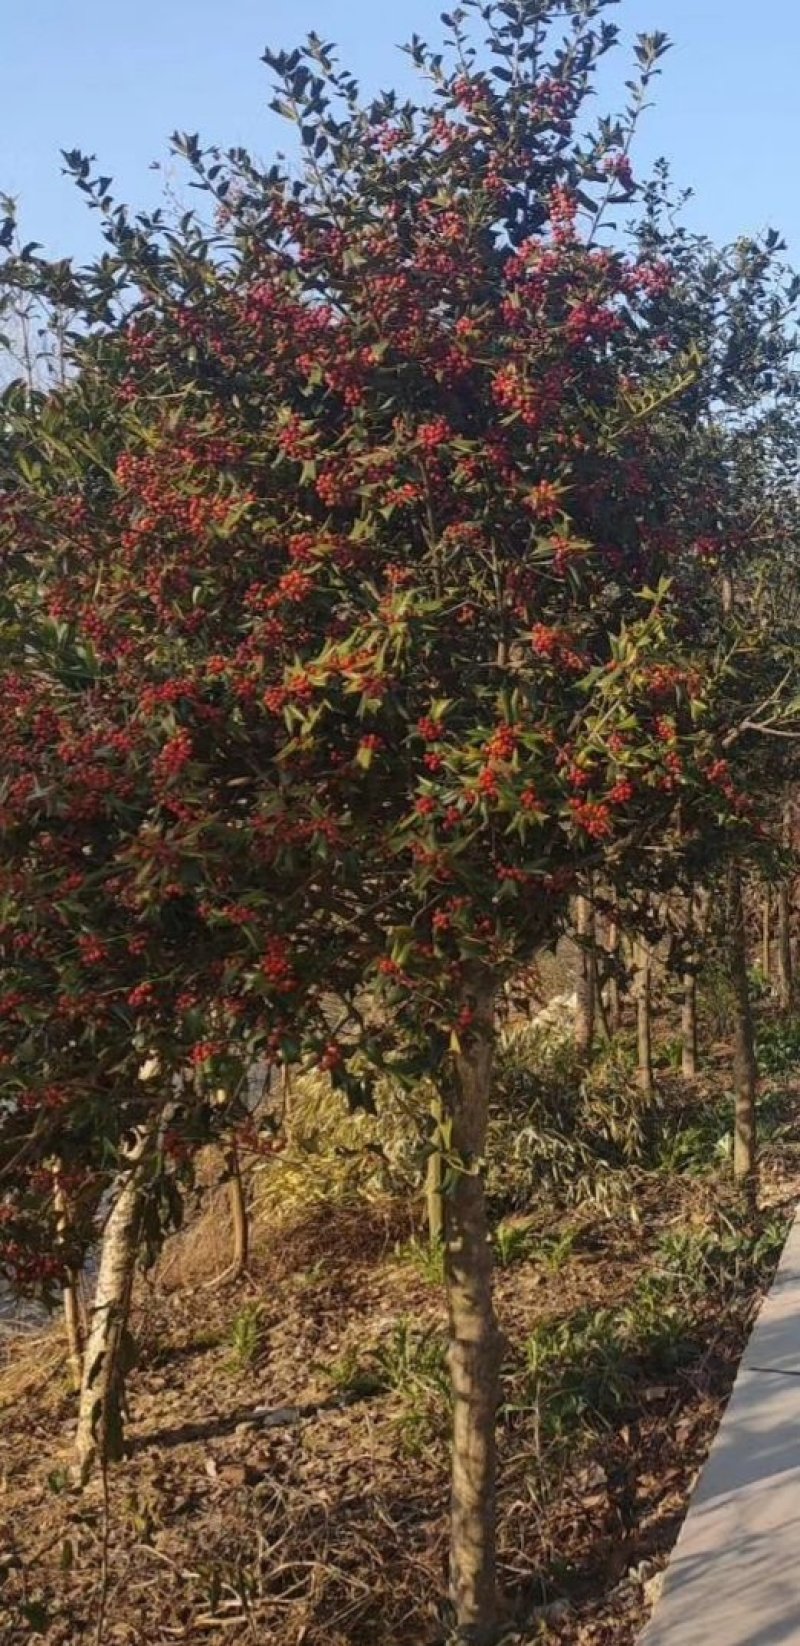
1, 2, 797, 264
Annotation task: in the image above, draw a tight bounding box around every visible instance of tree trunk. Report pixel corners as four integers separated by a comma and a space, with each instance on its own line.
605, 914, 621, 1034
574, 891, 595, 1060
225, 1138, 249, 1278
425, 1090, 445, 1249
729, 863, 758, 1207
778, 800, 794, 1011
280, 1064, 294, 1142
444, 973, 502, 1644
681, 892, 699, 1081
594, 946, 613, 1045
634, 936, 654, 1098
778, 882, 793, 1012
761, 889, 771, 981
72, 1132, 150, 1485
53, 1166, 84, 1395
681, 971, 698, 1081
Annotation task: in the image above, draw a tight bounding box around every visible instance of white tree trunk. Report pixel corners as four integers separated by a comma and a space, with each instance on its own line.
72, 1132, 150, 1485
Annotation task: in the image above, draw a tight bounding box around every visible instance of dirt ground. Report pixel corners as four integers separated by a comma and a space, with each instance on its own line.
2, 1043, 799, 1645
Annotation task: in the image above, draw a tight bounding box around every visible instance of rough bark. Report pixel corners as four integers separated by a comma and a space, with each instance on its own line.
605, 914, 621, 1035
681, 971, 698, 1081
777, 882, 793, 1012
72, 1132, 150, 1485
225, 1138, 249, 1279
425, 1090, 445, 1249
777, 800, 794, 1011
761, 889, 771, 981
681, 892, 699, 1081
444, 972, 502, 1644
594, 947, 613, 1045
573, 891, 595, 1060
53, 1166, 84, 1395
634, 936, 654, 1098
280, 1064, 294, 1143
728, 863, 758, 1207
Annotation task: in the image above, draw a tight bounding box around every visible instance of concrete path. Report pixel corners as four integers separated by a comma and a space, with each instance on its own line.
642, 1213, 800, 1645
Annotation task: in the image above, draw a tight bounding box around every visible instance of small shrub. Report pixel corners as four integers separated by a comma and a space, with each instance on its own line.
534, 1228, 578, 1272
514, 1309, 633, 1444
747, 1214, 790, 1273
659, 1035, 684, 1072
494, 1220, 534, 1268
616, 1281, 694, 1368
748, 965, 772, 1003
509, 1281, 697, 1451
372, 1317, 448, 1392
251, 1069, 428, 1220
487, 1024, 654, 1216
654, 1119, 726, 1175
295, 1257, 329, 1291
699, 958, 736, 1040
756, 1018, 800, 1076
651, 1095, 732, 1175
227, 1303, 266, 1371
322, 1318, 450, 1452
652, 1076, 795, 1177
757, 1088, 794, 1146
396, 1235, 445, 1286
373, 1319, 450, 1454
325, 1345, 385, 1400
651, 1213, 788, 1303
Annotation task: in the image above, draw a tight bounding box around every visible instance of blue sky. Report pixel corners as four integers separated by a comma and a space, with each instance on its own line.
1, 2, 797, 264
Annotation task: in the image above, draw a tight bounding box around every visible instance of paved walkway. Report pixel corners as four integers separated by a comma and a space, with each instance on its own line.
642, 1212, 800, 1645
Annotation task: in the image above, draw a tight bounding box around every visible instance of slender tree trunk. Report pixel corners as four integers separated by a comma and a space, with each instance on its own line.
778, 800, 794, 1011
762, 889, 772, 981
280, 1064, 294, 1142
53, 1166, 84, 1395
681, 892, 699, 1081
605, 913, 621, 1034
681, 971, 698, 1081
729, 863, 758, 1208
778, 882, 793, 1012
425, 1090, 445, 1249
444, 972, 502, 1644
634, 936, 654, 1098
594, 946, 612, 1045
225, 1137, 249, 1278
64, 1277, 84, 1395
73, 1131, 150, 1486
574, 891, 595, 1060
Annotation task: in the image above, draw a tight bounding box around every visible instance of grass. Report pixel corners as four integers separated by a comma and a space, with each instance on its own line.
226, 1303, 266, 1371
494, 1219, 535, 1268
325, 1344, 386, 1400
652, 1214, 788, 1300
395, 1234, 446, 1285
511, 1289, 696, 1450
506, 1208, 789, 1455
324, 1317, 450, 1453
756, 1016, 800, 1076
0, 1331, 67, 1411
